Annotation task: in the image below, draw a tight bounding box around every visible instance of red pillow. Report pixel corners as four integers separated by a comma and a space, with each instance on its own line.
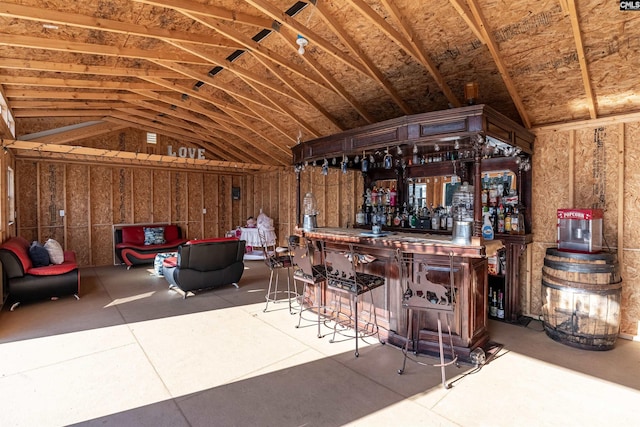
122, 227, 144, 245
164, 225, 179, 242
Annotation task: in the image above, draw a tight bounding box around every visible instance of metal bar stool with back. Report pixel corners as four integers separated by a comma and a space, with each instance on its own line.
259, 229, 297, 314
396, 250, 460, 389
290, 237, 330, 338
321, 241, 385, 357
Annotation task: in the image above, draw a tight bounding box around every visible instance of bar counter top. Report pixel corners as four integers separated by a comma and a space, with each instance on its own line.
300, 227, 497, 258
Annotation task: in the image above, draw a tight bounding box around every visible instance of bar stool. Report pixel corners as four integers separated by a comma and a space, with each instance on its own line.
259, 230, 296, 314
290, 238, 329, 338
321, 241, 385, 357
396, 251, 459, 389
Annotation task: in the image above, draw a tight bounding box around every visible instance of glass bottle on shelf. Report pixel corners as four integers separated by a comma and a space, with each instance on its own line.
490, 291, 498, 317
497, 291, 505, 319
356, 206, 365, 225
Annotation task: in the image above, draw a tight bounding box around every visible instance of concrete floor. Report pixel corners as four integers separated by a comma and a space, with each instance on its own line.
0, 261, 639, 427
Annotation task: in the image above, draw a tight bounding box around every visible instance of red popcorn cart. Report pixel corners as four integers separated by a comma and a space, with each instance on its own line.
557, 208, 603, 253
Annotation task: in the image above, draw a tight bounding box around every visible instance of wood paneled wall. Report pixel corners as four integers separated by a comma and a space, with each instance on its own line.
13, 159, 286, 267
530, 121, 640, 338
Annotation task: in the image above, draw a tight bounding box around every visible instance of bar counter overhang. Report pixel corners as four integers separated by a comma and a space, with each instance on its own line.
300, 227, 491, 362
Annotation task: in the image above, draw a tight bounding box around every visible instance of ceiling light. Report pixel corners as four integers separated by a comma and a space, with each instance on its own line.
296, 34, 308, 55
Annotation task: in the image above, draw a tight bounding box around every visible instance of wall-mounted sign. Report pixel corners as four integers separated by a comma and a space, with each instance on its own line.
168, 145, 205, 160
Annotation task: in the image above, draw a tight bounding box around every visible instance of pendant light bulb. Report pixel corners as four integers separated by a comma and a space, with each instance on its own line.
296, 34, 308, 55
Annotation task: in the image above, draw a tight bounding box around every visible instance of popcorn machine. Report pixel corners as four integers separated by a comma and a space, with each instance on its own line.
557, 209, 603, 253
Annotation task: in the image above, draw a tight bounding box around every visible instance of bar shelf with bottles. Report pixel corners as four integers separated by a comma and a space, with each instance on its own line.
291, 105, 535, 323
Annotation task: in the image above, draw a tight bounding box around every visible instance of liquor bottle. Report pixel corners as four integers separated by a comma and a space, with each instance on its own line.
356, 206, 365, 225
504, 205, 512, 233
510, 206, 519, 234
490, 291, 498, 317
389, 185, 397, 207
371, 186, 378, 206
497, 291, 505, 319
497, 204, 505, 234
488, 286, 493, 312
516, 206, 525, 235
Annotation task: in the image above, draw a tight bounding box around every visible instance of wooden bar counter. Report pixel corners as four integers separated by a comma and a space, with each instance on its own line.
300, 227, 490, 362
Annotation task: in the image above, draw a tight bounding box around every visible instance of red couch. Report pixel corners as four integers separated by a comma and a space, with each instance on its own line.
114, 224, 188, 268
0, 236, 79, 310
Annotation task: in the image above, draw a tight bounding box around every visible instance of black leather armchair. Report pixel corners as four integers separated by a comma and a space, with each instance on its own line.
162, 238, 246, 298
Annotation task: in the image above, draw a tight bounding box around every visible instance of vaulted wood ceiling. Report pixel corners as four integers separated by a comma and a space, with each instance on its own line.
0, 0, 638, 171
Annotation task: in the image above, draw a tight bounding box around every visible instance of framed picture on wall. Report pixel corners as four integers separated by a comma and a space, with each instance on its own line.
232, 187, 240, 200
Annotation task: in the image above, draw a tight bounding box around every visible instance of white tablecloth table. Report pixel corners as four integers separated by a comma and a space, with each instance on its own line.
239, 227, 277, 260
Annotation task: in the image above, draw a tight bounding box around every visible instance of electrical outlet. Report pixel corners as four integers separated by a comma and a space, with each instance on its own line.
203, 208, 207, 214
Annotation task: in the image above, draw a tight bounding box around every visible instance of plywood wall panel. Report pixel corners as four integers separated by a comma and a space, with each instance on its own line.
532, 131, 570, 243
218, 175, 232, 236
66, 164, 89, 227
68, 226, 90, 266
132, 168, 152, 224
624, 122, 640, 248
39, 163, 65, 228
92, 225, 114, 266
113, 167, 133, 225
232, 174, 243, 229
90, 166, 112, 225
203, 173, 219, 237
187, 172, 203, 238
16, 160, 38, 229
171, 171, 188, 226
152, 169, 170, 223
621, 250, 640, 336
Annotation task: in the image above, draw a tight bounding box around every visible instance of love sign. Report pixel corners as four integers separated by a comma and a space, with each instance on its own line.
168, 145, 205, 160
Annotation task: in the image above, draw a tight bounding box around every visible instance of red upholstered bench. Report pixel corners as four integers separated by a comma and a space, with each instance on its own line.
114, 224, 188, 269
0, 236, 79, 310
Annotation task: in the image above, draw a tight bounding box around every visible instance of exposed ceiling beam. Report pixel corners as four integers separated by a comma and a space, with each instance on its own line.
3, 138, 280, 172
351, 0, 462, 108
0, 33, 209, 65
129, 89, 291, 165
0, 58, 182, 79
19, 121, 127, 144
466, 0, 531, 128
566, 0, 596, 119
448, 0, 486, 43
0, 75, 162, 91
131, 0, 273, 28
4, 90, 147, 101
313, 1, 412, 115
11, 101, 132, 109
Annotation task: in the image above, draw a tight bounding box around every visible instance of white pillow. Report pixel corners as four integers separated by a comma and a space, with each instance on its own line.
44, 238, 64, 264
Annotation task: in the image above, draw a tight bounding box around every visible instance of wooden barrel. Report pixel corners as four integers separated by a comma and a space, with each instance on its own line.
541, 248, 622, 350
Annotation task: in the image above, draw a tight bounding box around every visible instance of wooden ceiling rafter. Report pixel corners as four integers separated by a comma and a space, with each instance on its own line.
10, 100, 130, 110
251, 53, 342, 134
0, 2, 245, 50
120, 101, 265, 164
0, 33, 209, 65
181, 11, 329, 136
565, 0, 596, 119
138, 74, 296, 155
12, 109, 114, 118
0, 75, 159, 91
18, 121, 127, 145
182, 11, 332, 93
466, 0, 531, 128
4, 138, 279, 172
129, 88, 290, 165
312, 1, 412, 115
155, 45, 303, 143
4, 89, 146, 101
242, 0, 371, 78
448, 0, 486, 43
148, 60, 283, 116
350, 0, 461, 108
111, 115, 242, 164
106, 113, 217, 147
0, 58, 182, 79
132, 0, 274, 29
